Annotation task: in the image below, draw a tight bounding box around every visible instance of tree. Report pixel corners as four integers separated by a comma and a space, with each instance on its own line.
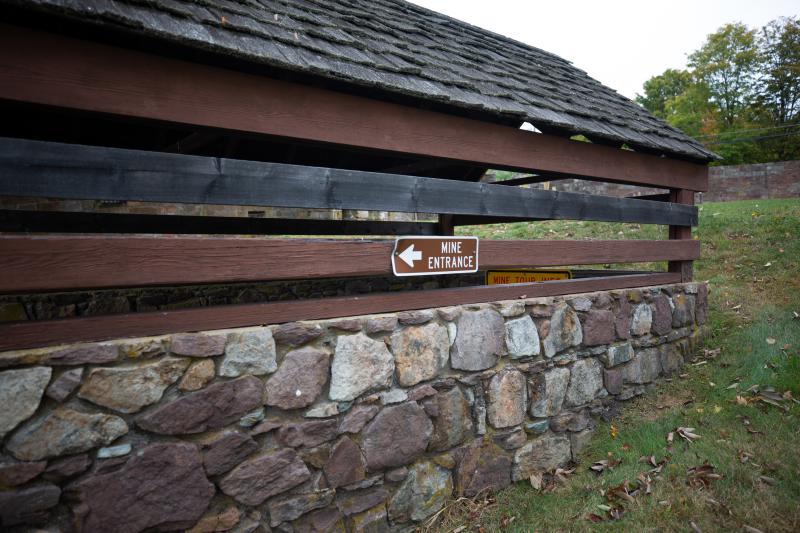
688, 23, 759, 126
758, 17, 800, 125
635, 69, 694, 119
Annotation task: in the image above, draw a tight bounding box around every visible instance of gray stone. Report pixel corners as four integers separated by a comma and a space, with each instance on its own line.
0, 483, 60, 526
338, 404, 379, 434
568, 296, 593, 312
658, 343, 684, 375
630, 304, 653, 336
348, 503, 389, 532
570, 429, 595, 460
201, 431, 258, 476
543, 304, 582, 357
273, 322, 324, 347
329, 333, 394, 401
437, 306, 462, 321
512, 433, 571, 481
450, 309, 505, 371
427, 388, 473, 451
136, 376, 263, 435
268, 489, 335, 527
219, 449, 311, 506
69, 442, 214, 533
380, 388, 408, 405
524, 420, 549, 435
486, 369, 527, 429
220, 329, 277, 377
497, 301, 526, 317
0, 366, 51, 439
505, 315, 540, 359
45, 368, 83, 402
364, 316, 397, 334
391, 322, 449, 386
362, 402, 433, 470
388, 461, 453, 523
447, 322, 457, 346
170, 333, 226, 357
97, 443, 131, 459
695, 283, 708, 325
529, 367, 570, 417
385, 467, 408, 482
624, 348, 662, 384
651, 294, 673, 336
238, 408, 265, 427
671, 293, 696, 327
118, 337, 167, 360
7, 408, 128, 461
329, 319, 362, 332
600, 342, 634, 368
565, 358, 603, 407
582, 309, 616, 346
41, 343, 119, 365
78, 357, 189, 413
397, 309, 435, 325
305, 402, 339, 418
324, 436, 365, 488
454, 440, 511, 497
300, 444, 331, 470
266, 347, 329, 410
186, 505, 241, 533
550, 409, 592, 433
603, 367, 624, 395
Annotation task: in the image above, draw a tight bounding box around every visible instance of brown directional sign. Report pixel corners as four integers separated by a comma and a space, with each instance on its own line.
391, 236, 479, 276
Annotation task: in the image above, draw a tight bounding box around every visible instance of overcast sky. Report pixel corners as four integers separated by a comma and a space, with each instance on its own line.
410, 0, 798, 100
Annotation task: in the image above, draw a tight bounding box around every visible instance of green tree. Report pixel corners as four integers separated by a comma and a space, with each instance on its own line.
688, 23, 759, 126
635, 69, 694, 119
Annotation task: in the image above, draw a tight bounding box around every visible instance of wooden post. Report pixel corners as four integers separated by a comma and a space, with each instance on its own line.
668, 189, 695, 282
437, 214, 455, 236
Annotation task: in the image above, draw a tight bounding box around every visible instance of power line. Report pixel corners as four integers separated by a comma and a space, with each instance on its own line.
695, 123, 800, 139
705, 130, 800, 144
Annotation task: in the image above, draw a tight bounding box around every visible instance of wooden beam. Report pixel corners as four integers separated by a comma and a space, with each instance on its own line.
627, 193, 670, 202
0, 137, 699, 227
0, 24, 709, 191
0, 235, 700, 293
0, 209, 437, 236
668, 189, 696, 282
0, 272, 681, 351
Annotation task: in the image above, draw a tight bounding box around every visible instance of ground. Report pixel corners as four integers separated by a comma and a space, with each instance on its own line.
432, 198, 800, 532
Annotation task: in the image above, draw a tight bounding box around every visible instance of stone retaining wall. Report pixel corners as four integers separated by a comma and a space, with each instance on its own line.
0, 282, 707, 532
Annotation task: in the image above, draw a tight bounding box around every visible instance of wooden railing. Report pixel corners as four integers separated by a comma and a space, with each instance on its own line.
0, 25, 705, 350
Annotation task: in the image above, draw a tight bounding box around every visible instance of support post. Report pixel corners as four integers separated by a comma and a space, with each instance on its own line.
668, 188, 695, 282
437, 214, 454, 236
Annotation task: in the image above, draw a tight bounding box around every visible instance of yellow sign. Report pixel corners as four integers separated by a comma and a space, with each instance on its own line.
486, 269, 572, 285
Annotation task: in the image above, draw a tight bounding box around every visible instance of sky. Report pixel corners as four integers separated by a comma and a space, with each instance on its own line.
410, 0, 798, 100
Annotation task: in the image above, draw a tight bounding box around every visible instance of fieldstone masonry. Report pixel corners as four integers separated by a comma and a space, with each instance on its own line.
0, 283, 706, 532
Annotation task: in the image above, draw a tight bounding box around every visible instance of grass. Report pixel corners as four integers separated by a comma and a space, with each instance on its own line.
438, 198, 800, 533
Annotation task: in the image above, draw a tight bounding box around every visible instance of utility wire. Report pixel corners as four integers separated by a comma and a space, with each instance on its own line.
695, 123, 800, 138
705, 130, 800, 144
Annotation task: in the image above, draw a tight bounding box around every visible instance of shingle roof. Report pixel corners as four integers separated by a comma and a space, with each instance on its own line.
9, 0, 717, 161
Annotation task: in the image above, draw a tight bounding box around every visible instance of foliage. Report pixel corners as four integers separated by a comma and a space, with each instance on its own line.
636, 17, 800, 164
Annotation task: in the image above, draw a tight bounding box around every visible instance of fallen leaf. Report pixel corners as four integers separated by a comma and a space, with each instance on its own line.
736, 395, 749, 405
690, 520, 703, 533
743, 526, 765, 533
764, 262, 772, 267
738, 450, 754, 463
529, 472, 543, 490
766, 338, 776, 345
759, 475, 777, 486
687, 462, 722, 488
727, 382, 740, 390
713, 405, 722, 413
676, 427, 701, 443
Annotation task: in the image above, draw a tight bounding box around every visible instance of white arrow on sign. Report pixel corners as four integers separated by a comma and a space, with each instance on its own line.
398, 244, 422, 267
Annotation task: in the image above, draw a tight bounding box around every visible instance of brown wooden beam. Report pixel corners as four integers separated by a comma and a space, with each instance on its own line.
668, 189, 696, 282
0, 235, 700, 293
0, 272, 681, 351
0, 24, 708, 191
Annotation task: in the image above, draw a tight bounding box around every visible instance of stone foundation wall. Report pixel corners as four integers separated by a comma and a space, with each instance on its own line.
0, 282, 706, 532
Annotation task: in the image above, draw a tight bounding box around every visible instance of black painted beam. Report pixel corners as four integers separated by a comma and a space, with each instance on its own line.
0, 210, 437, 236
0, 137, 698, 226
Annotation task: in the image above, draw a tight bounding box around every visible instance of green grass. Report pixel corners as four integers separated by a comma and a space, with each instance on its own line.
438, 198, 800, 533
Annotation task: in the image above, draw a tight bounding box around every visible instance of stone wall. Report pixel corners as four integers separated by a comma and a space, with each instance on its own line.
506, 160, 800, 203
0, 282, 706, 532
